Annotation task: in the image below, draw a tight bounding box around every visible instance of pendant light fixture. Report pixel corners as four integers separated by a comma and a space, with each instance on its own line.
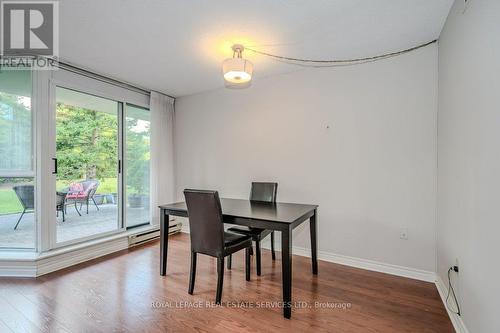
222, 44, 253, 88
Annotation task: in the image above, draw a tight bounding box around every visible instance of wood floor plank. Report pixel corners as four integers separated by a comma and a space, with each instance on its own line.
0, 286, 71, 333
0, 233, 454, 332
0, 296, 45, 333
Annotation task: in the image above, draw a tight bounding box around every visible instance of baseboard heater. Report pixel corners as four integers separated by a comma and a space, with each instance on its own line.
128, 221, 182, 247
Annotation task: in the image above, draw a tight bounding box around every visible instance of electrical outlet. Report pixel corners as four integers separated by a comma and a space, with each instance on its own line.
400, 228, 408, 240
455, 258, 460, 272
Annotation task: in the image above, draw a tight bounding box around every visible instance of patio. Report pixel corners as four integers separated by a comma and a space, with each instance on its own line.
0, 204, 150, 248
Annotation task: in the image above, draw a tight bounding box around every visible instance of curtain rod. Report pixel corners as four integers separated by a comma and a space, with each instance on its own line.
1, 56, 175, 99
56, 59, 175, 99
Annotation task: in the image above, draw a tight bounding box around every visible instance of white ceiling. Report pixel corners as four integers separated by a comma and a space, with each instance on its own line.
59, 0, 453, 97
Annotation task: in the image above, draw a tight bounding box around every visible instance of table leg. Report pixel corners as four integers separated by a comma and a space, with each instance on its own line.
281, 227, 292, 319
160, 210, 169, 276
310, 209, 318, 275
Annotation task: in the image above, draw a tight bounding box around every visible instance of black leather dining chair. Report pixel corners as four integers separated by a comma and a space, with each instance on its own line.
227, 182, 278, 276
184, 189, 252, 304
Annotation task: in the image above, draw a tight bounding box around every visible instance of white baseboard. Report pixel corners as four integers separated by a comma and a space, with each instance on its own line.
260, 235, 435, 282
182, 228, 435, 283
0, 261, 38, 277
0, 237, 130, 277
435, 276, 470, 333
37, 237, 130, 276
0, 226, 166, 277
290, 245, 436, 282
181, 222, 190, 234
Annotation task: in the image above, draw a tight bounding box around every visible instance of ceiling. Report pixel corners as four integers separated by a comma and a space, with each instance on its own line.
59, 0, 454, 97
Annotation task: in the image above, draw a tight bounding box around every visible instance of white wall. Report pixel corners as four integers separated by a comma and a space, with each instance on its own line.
174, 44, 438, 274
437, 0, 500, 332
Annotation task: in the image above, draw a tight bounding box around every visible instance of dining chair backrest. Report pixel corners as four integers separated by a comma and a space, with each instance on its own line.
250, 182, 278, 203
184, 189, 225, 257
13, 185, 35, 210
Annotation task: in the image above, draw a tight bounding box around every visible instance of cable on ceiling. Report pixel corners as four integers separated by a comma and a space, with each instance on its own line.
245, 39, 437, 68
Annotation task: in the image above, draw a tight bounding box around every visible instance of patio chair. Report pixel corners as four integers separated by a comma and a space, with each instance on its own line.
65, 180, 100, 215
12, 185, 34, 230
56, 191, 67, 222
13, 186, 69, 229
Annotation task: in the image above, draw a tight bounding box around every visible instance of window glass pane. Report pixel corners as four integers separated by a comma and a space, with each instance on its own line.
125, 104, 150, 228
0, 69, 35, 249
0, 69, 32, 172
0, 177, 35, 248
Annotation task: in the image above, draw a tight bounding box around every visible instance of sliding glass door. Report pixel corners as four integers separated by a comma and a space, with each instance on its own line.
48, 74, 152, 248
54, 87, 122, 245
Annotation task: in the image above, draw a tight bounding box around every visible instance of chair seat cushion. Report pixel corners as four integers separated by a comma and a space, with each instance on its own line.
66, 193, 87, 199
227, 227, 272, 240
224, 231, 251, 246
223, 231, 252, 256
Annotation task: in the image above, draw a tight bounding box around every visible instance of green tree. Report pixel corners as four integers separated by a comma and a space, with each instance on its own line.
56, 103, 118, 182
126, 117, 150, 195
0, 92, 32, 172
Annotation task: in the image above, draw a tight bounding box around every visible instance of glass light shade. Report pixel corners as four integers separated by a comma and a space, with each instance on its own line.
222, 57, 253, 88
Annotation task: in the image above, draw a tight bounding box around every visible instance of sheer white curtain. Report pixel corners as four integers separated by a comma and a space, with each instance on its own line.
150, 91, 175, 226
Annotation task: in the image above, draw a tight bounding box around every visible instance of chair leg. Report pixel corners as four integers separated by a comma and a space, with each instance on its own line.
256, 240, 262, 276
62, 208, 65, 222
271, 231, 276, 260
249, 245, 254, 256
86, 199, 89, 214
14, 209, 26, 230
227, 254, 232, 270
92, 197, 100, 211
74, 202, 81, 216
245, 248, 251, 281
188, 251, 197, 295
216, 257, 224, 304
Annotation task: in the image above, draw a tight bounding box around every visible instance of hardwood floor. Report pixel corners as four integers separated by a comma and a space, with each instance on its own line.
0, 233, 453, 332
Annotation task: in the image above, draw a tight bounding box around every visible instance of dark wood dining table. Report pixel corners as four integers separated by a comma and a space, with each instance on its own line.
159, 198, 318, 319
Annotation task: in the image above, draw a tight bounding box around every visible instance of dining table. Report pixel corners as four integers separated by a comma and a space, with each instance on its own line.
159, 198, 318, 319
